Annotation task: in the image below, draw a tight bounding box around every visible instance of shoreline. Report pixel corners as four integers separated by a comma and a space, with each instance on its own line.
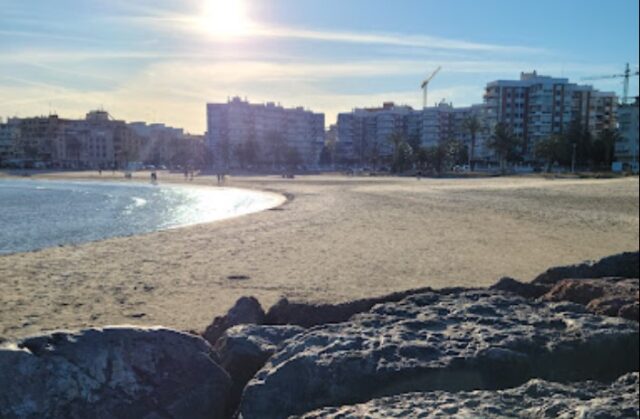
0, 176, 287, 256
1, 171, 638, 340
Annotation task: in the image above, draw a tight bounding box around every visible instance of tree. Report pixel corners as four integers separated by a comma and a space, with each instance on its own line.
487, 123, 521, 173
591, 129, 620, 169
535, 135, 565, 172
388, 131, 413, 173
564, 119, 592, 168
463, 115, 482, 170
446, 138, 468, 166
422, 144, 447, 174
266, 131, 286, 168
284, 146, 303, 169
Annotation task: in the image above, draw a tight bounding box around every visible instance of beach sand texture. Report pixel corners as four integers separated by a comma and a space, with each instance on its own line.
0, 173, 638, 340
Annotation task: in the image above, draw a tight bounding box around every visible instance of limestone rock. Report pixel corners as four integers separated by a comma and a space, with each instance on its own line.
541, 277, 639, 321
490, 276, 549, 298
239, 291, 639, 419
532, 251, 639, 285
0, 327, 231, 419
264, 286, 470, 328
203, 296, 265, 345
214, 324, 305, 416
295, 372, 640, 418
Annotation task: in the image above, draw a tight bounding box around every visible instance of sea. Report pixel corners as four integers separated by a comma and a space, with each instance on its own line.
0, 179, 282, 254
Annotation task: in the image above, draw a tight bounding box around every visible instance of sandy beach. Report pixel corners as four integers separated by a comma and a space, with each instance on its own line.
0, 172, 638, 340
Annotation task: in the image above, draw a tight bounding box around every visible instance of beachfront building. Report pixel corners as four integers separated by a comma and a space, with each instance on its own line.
0, 110, 208, 169
0, 120, 19, 163
336, 102, 418, 166
614, 97, 639, 171
335, 101, 490, 166
2, 111, 140, 169
484, 71, 618, 160
206, 97, 325, 168
129, 122, 207, 167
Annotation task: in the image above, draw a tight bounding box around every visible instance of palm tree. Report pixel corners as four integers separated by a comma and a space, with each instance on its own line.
487, 123, 520, 173
463, 115, 481, 170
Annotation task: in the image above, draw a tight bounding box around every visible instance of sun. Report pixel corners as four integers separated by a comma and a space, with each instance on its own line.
201, 0, 251, 38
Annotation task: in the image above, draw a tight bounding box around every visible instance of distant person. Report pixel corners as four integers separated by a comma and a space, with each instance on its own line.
150, 171, 157, 182
98, 168, 102, 175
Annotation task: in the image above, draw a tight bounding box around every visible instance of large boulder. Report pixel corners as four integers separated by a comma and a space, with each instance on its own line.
541, 277, 639, 321
239, 291, 639, 419
532, 251, 639, 285
214, 324, 305, 416
264, 287, 470, 328
295, 372, 640, 418
0, 327, 231, 419
203, 296, 265, 345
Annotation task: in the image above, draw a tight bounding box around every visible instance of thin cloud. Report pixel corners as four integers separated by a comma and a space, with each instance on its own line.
119, 10, 545, 54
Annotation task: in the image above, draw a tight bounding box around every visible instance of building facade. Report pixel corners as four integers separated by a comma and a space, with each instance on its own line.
614, 97, 639, 171
335, 101, 489, 165
129, 122, 205, 167
2, 111, 140, 169
206, 97, 325, 168
484, 71, 617, 160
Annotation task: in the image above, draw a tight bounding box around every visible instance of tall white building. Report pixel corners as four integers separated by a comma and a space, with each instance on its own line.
614, 97, 639, 171
484, 71, 617, 159
206, 97, 325, 167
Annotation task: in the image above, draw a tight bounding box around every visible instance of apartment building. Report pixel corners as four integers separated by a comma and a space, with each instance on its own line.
129, 122, 205, 166
0, 120, 19, 162
484, 71, 617, 159
335, 101, 489, 165
336, 102, 417, 165
3, 111, 139, 169
614, 97, 639, 171
206, 97, 325, 167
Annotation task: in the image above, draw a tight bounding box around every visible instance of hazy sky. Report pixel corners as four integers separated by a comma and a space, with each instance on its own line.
1, 0, 638, 133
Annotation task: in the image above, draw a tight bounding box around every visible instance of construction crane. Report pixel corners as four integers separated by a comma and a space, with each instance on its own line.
582, 63, 640, 104
420, 66, 441, 108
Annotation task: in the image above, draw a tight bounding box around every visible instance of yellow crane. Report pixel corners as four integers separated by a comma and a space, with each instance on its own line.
421, 66, 441, 108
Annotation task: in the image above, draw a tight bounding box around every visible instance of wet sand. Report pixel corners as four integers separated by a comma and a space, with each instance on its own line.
0, 171, 638, 339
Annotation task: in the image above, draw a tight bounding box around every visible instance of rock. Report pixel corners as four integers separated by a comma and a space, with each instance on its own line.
295, 372, 640, 418
264, 286, 474, 327
239, 291, 639, 419
541, 277, 639, 321
203, 296, 265, 345
215, 324, 305, 416
490, 276, 549, 299
0, 327, 231, 419
532, 251, 639, 285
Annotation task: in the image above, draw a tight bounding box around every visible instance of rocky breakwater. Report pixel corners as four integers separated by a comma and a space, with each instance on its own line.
0, 251, 638, 418
296, 372, 640, 418
237, 291, 638, 418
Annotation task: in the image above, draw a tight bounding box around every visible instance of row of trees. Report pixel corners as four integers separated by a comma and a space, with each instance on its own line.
218, 131, 305, 169
534, 120, 620, 172
380, 117, 621, 174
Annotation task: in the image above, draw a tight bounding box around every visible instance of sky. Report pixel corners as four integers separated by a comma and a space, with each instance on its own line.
1, 0, 638, 133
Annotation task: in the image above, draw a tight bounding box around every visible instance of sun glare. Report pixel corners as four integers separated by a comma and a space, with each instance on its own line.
201, 0, 251, 38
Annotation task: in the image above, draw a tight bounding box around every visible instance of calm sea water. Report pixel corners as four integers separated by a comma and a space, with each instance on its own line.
0, 179, 283, 254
